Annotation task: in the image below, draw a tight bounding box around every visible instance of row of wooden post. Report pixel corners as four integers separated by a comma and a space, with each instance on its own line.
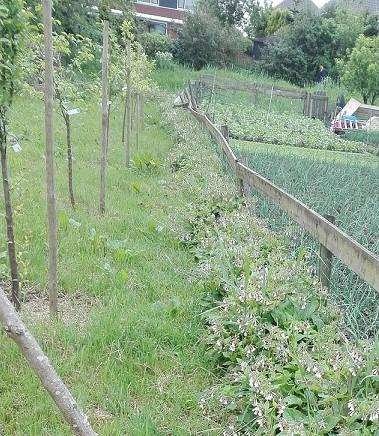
220, 123, 335, 290
0, 3, 148, 435
101, 33, 144, 216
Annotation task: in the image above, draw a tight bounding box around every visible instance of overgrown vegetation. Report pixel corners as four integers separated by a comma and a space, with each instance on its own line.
163, 101, 379, 435
173, 8, 249, 70
235, 139, 379, 337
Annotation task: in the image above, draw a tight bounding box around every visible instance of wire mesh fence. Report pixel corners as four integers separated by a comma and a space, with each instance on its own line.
182, 79, 379, 338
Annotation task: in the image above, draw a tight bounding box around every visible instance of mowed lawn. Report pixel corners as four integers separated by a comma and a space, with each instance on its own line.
0, 95, 219, 435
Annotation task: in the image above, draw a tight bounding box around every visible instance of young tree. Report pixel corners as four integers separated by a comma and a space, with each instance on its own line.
99, 0, 111, 215
339, 35, 379, 104
43, 0, 58, 315
20, 19, 100, 209
0, 0, 24, 311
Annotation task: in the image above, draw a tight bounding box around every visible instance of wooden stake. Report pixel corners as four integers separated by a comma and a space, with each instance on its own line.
140, 93, 144, 131
99, 19, 109, 214
0, 142, 20, 310
319, 214, 335, 289
64, 114, 75, 208
0, 287, 97, 436
122, 39, 132, 167
43, 0, 58, 315
136, 45, 141, 151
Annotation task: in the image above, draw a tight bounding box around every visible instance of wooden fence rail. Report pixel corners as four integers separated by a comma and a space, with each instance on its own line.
176, 85, 379, 294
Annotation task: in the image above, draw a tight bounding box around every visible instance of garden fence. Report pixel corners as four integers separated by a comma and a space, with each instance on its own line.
199, 75, 329, 121
175, 81, 379, 334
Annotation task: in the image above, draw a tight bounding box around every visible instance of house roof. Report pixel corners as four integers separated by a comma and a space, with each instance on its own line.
274, 0, 319, 13
324, 0, 379, 16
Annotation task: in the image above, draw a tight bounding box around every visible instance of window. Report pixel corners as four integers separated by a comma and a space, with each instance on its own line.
148, 21, 167, 35
177, 0, 194, 10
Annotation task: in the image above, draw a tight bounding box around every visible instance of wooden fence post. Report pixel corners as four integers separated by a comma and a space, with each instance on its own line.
252, 85, 258, 106
220, 125, 229, 143
319, 214, 335, 289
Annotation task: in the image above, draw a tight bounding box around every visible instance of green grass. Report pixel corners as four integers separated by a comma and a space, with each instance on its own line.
233, 139, 379, 337
0, 95, 221, 434
153, 62, 349, 100
343, 128, 379, 147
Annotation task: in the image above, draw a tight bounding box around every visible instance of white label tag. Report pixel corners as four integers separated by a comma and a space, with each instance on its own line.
66, 108, 80, 116
11, 143, 22, 153
108, 101, 112, 106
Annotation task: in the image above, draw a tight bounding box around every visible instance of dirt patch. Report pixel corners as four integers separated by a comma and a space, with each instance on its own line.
1, 281, 96, 332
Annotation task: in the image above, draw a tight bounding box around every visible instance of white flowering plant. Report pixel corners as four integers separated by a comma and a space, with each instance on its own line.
162, 99, 379, 435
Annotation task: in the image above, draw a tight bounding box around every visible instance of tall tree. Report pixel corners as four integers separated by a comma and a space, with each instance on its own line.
339, 35, 379, 104
0, 0, 24, 311
198, 0, 248, 26
263, 13, 335, 85
246, 0, 273, 38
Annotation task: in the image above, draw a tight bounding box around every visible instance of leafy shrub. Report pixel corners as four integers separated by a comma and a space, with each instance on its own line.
138, 32, 172, 59
211, 104, 365, 152
155, 51, 174, 69
173, 9, 248, 70
162, 99, 379, 434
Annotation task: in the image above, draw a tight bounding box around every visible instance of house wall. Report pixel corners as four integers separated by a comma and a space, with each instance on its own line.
134, 1, 188, 37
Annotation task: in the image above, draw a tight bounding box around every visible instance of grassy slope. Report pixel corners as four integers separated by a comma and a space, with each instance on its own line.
0, 95, 220, 434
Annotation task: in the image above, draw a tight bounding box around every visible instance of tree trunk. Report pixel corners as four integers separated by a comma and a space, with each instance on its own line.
0, 287, 97, 435
65, 115, 75, 209
0, 142, 20, 311
99, 19, 110, 215
43, 0, 58, 316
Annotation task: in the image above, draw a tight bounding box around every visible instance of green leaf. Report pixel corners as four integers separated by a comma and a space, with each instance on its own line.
283, 395, 303, 406
283, 408, 307, 423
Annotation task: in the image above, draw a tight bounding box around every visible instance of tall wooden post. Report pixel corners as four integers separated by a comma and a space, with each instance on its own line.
63, 113, 75, 208
140, 93, 144, 131
319, 214, 335, 289
0, 144, 20, 310
135, 45, 141, 151
43, 0, 58, 315
99, 19, 109, 214
122, 39, 132, 167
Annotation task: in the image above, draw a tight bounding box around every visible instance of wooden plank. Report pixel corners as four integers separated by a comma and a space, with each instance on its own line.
188, 107, 238, 171
235, 162, 379, 292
